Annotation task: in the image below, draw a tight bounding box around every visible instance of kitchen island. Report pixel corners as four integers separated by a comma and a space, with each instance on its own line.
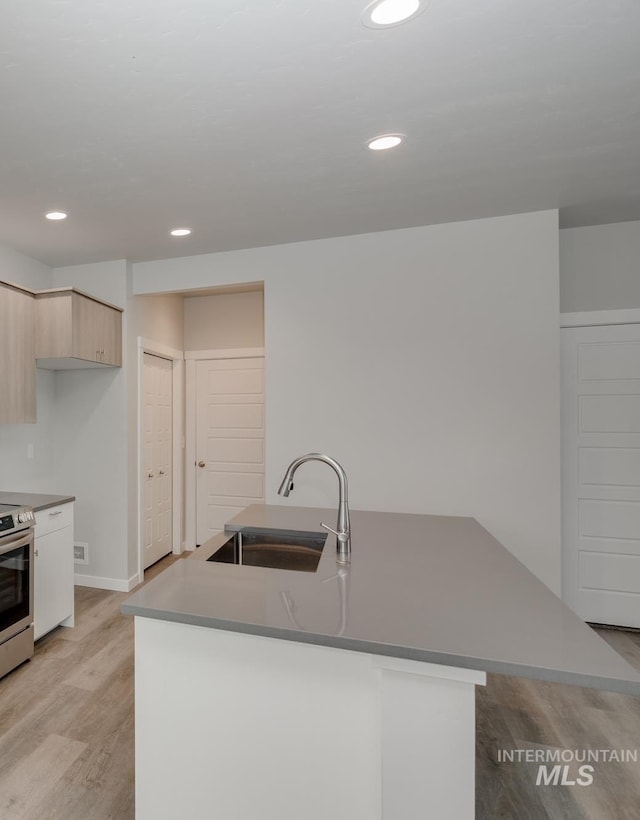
123, 505, 640, 820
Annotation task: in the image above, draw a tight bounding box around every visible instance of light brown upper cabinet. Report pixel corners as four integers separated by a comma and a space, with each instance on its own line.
0, 281, 36, 423
35, 289, 123, 369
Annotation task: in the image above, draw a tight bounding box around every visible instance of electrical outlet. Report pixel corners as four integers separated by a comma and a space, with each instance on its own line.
74, 542, 89, 564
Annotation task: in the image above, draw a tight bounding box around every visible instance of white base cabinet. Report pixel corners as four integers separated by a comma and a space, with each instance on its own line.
34, 503, 74, 640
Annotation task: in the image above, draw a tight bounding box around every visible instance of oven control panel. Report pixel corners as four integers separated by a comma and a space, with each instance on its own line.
0, 514, 14, 533
0, 507, 35, 534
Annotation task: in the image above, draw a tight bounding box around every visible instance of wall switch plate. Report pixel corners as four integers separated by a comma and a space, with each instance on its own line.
74, 542, 89, 564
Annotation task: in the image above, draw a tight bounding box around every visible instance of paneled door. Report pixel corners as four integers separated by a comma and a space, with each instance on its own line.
143, 353, 173, 569
195, 357, 264, 545
562, 323, 640, 627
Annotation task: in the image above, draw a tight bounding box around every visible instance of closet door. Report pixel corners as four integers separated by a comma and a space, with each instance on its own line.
143, 354, 173, 569
562, 323, 640, 626
195, 357, 264, 546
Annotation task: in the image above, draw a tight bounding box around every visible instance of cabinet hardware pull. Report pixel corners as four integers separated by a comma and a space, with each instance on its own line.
148, 471, 154, 478
49, 510, 63, 516
159, 470, 165, 475
197, 461, 205, 468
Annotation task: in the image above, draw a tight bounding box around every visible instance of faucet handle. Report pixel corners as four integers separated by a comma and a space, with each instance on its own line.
320, 522, 338, 536
321, 522, 348, 541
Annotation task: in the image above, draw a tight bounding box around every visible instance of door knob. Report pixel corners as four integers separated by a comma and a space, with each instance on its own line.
197, 461, 205, 468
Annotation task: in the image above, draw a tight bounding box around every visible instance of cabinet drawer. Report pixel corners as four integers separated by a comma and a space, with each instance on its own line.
35, 503, 74, 537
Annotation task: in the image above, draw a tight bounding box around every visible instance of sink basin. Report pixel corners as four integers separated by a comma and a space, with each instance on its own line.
207, 529, 326, 572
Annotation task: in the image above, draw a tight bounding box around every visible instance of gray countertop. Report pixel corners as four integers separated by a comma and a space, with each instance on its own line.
0, 491, 75, 511
122, 504, 640, 695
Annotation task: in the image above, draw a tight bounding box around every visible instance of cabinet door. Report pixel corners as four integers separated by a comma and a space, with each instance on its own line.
71, 294, 122, 366
0, 283, 36, 423
34, 525, 74, 640
72, 293, 104, 363
100, 304, 123, 366
35, 292, 73, 359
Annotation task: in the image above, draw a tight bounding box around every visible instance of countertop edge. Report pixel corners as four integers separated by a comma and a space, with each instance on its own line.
0, 492, 75, 512
33, 496, 75, 512
120, 604, 640, 697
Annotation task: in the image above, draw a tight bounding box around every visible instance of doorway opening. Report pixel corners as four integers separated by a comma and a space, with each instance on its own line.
136, 284, 265, 569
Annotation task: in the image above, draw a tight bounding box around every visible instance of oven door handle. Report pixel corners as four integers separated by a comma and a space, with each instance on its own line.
0, 530, 33, 556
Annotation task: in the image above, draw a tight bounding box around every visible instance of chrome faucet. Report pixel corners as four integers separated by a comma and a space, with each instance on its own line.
277, 453, 351, 564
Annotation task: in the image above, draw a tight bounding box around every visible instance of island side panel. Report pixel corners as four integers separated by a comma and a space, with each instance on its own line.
134, 618, 381, 820
134, 617, 485, 820
379, 661, 484, 820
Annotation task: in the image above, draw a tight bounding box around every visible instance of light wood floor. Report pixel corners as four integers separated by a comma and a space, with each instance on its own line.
0, 554, 185, 820
477, 627, 640, 820
1, 556, 639, 819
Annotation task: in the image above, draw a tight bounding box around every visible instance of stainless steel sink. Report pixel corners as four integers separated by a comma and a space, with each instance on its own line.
207, 529, 326, 572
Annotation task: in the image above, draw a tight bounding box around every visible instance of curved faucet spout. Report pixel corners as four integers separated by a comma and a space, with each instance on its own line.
277, 453, 351, 564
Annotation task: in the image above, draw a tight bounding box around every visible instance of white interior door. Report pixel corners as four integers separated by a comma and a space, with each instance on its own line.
562, 323, 640, 627
143, 353, 173, 569
195, 357, 264, 545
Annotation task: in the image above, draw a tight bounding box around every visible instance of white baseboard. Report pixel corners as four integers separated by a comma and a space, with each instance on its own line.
74, 573, 139, 593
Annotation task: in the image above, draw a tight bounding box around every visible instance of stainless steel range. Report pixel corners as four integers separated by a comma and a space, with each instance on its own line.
0, 504, 35, 679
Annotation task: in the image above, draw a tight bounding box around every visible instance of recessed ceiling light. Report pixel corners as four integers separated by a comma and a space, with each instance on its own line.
367, 134, 405, 151
362, 0, 424, 28
45, 211, 67, 220
170, 228, 191, 237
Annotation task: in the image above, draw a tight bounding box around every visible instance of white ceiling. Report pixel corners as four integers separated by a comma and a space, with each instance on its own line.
1, 0, 639, 267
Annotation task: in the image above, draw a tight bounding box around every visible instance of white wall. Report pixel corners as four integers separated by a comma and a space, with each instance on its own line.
0, 244, 53, 491
0, 242, 51, 291
51, 261, 129, 585
184, 290, 264, 350
0, 370, 56, 492
134, 212, 562, 593
134, 293, 185, 351
560, 220, 640, 312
